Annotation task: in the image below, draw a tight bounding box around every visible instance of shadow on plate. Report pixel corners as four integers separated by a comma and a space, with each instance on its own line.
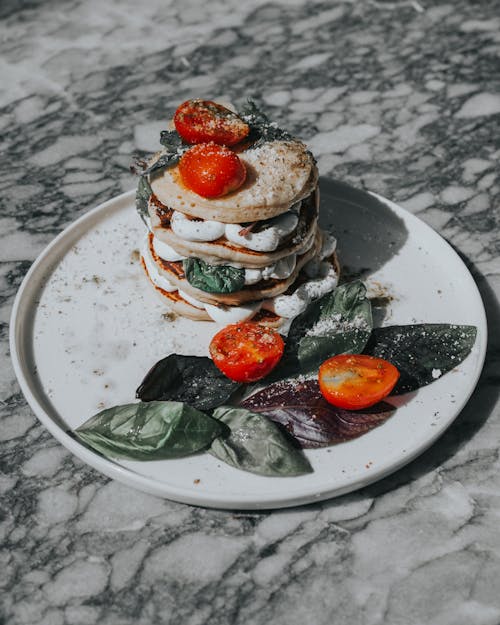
319, 177, 409, 281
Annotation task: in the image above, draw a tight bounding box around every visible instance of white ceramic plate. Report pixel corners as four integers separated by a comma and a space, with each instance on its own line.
10, 182, 487, 509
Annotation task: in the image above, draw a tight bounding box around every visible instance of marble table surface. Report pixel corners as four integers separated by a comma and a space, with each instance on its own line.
2, 0, 500, 623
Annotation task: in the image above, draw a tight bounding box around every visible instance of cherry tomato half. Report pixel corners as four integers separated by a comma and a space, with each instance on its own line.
174, 99, 250, 146
209, 322, 285, 383
318, 354, 399, 410
178, 143, 246, 198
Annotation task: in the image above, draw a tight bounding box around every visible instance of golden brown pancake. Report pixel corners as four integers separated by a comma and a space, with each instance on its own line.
147, 230, 323, 306
149, 188, 319, 268
141, 252, 340, 327
148, 140, 318, 223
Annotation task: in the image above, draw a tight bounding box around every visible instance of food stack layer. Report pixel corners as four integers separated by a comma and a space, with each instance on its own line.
138, 101, 339, 325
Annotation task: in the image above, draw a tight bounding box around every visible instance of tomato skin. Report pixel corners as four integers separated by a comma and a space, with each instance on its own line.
318, 354, 399, 410
178, 143, 246, 198
209, 322, 285, 383
174, 99, 250, 146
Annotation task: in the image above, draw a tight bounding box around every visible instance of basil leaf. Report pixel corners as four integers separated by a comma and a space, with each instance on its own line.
75, 401, 226, 460
142, 151, 182, 175
242, 379, 395, 448
159, 129, 184, 150
274, 280, 373, 378
183, 258, 245, 294
135, 176, 152, 227
136, 354, 241, 410
364, 323, 477, 394
239, 100, 293, 147
209, 406, 312, 476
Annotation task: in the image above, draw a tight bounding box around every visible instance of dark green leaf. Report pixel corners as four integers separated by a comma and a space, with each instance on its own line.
183, 258, 245, 294
142, 151, 182, 175
364, 324, 477, 394
75, 401, 226, 460
131, 130, 189, 177
272, 280, 373, 379
135, 176, 152, 227
239, 100, 293, 147
159, 129, 183, 150
136, 354, 241, 410
242, 379, 395, 448
210, 406, 312, 476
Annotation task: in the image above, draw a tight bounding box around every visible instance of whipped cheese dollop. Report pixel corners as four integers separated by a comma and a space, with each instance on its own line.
263, 261, 338, 318
242, 254, 297, 285
204, 301, 262, 324
152, 237, 186, 262
171, 212, 226, 242
225, 210, 299, 252
167, 203, 301, 252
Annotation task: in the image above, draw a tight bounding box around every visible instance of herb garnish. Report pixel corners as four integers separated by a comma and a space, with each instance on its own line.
242, 379, 395, 448
183, 258, 246, 294
136, 354, 241, 411
209, 406, 312, 476
239, 100, 293, 148
135, 176, 152, 228
75, 401, 226, 460
131, 129, 190, 178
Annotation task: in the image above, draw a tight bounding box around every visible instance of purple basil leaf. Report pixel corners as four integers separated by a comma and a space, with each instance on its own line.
241, 379, 395, 449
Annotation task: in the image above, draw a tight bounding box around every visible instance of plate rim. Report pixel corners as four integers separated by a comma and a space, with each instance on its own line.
9, 188, 488, 509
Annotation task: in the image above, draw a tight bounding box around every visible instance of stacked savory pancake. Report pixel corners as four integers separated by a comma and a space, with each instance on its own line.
138, 105, 339, 326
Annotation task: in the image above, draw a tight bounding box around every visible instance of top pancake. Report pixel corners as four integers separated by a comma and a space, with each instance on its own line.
149, 140, 318, 223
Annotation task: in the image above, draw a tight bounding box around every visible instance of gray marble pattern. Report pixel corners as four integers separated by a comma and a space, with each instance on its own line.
1, 0, 500, 623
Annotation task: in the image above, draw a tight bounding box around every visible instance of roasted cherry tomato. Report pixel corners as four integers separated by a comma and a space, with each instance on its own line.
174, 99, 250, 146
209, 322, 285, 383
318, 354, 399, 410
178, 143, 246, 198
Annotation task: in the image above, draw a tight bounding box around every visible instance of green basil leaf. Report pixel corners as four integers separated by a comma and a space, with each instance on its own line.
274, 280, 373, 378
135, 176, 152, 227
136, 354, 242, 410
75, 401, 226, 460
183, 258, 245, 294
159, 129, 183, 150
209, 406, 313, 477
364, 324, 478, 394
239, 100, 293, 147
143, 152, 181, 175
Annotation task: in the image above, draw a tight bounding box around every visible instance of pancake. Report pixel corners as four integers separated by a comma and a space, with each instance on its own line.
148, 229, 323, 306
149, 140, 318, 223
149, 188, 319, 268
141, 252, 340, 327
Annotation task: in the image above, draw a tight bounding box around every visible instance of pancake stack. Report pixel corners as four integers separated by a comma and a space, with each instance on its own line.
139, 117, 339, 326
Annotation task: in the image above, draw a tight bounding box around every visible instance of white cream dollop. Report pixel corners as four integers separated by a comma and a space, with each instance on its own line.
225, 211, 299, 252
178, 289, 205, 309
203, 301, 262, 324
171, 211, 226, 242
241, 254, 297, 285
152, 237, 187, 262
263, 262, 338, 318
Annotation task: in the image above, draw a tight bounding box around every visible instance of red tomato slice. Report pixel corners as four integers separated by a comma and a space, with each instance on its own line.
318, 354, 399, 410
209, 322, 285, 383
174, 99, 250, 146
178, 143, 246, 198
